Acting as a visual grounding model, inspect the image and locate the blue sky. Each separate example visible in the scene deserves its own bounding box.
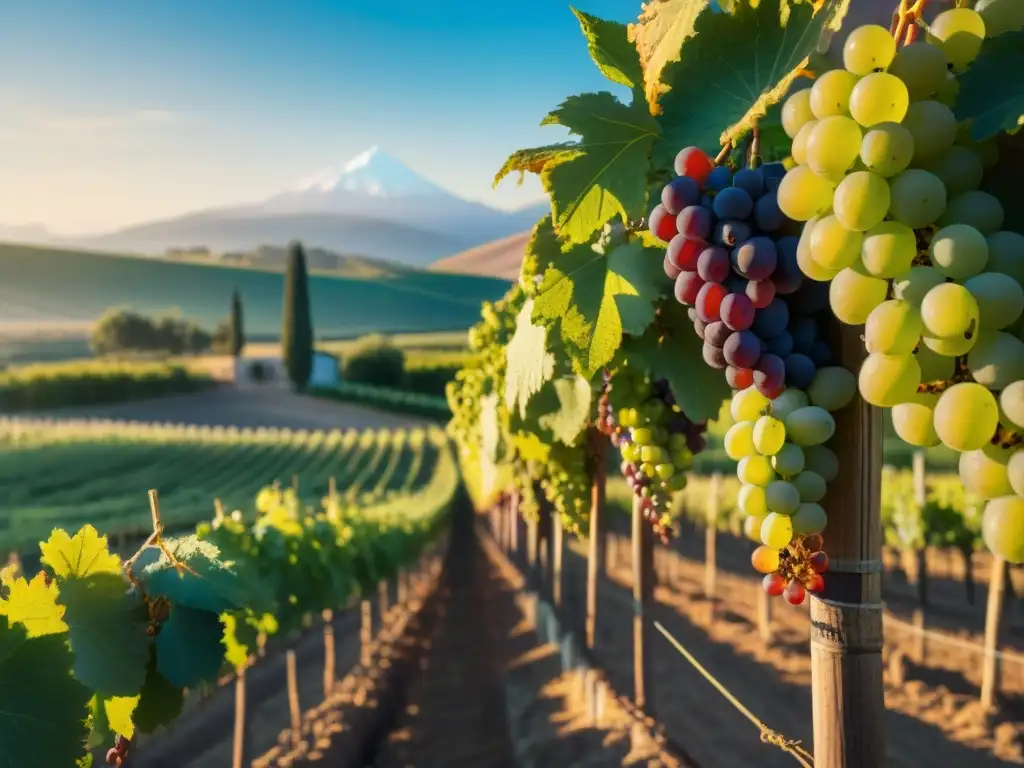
[0,0,641,234]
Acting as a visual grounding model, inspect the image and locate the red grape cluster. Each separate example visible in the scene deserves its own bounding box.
[762,533,830,604]
[106,736,130,766]
[651,147,835,398]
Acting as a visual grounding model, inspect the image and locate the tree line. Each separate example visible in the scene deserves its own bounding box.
[90,241,315,391]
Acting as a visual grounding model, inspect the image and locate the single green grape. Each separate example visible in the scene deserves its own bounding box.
[843,24,897,75]
[810,69,859,118]
[833,171,890,232]
[849,73,909,127]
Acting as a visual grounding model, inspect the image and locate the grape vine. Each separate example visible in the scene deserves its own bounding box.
[0,436,458,767]
[453,0,1023,608]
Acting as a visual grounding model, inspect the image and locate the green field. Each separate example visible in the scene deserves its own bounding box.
[0,418,448,552]
[0,242,511,341]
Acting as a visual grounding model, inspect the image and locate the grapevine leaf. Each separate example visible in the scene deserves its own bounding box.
[0,616,91,768]
[220,612,252,670]
[522,216,564,290]
[954,30,1024,141]
[480,392,502,462]
[572,7,644,93]
[59,573,149,695]
[494,144,582,186]
[656,0,850,166]
[136,535,246,614]
[627,0,707,114]
[0,571,68,637]
[505,300,556,419]
[511,432,551,463]
[539,375,593,445]
[90,692,139,743]
[624,305,731,422]
[533,239,665,378]
[40,526,122,581]
[155,606,225,688]
[133,649,184,734]
[541,93,660,243]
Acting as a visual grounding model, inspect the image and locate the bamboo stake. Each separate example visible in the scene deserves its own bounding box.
[323,609,335,699]
[231,667,249,768]
[705,473,721,620]
[981,556,1007,712]
[360,599,372,667]
[586,430,607,650]
[552,510,564,609]
[286,650,301,750]
[632,495,654,713]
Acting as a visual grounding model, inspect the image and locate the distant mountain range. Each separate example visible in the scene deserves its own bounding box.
[3,147,548,269]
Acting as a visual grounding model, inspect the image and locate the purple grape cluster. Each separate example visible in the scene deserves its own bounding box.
[649,146,835,398]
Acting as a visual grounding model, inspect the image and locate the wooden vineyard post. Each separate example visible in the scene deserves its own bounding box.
[912,451,928,664]
[539,506,552,589]
[705,473,721,621]
[981,556,1007,712]
[231,667,251,768]
[323,609,336,699]
[552,508,564,609]
[379,579,390,621]
[586,429,607,650]
[360,599,372,667]
[527,515,540,591]
[286,650,302,750]
[810,323,885,768]
[632,495,654,713]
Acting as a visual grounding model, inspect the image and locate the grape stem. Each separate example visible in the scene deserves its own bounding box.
[714,142,733,167]
[748,122,761,170]
[891,0,931,46]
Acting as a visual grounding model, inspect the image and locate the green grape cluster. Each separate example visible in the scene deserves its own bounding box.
[724,368,855,603]
[538,443,591,535]
[608,366,703,541]
[778,11,1024,563]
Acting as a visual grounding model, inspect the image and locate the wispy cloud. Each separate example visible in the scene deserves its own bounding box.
[16,106,182,137]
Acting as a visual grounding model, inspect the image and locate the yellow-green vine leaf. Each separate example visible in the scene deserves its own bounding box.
[628,0,708,115]
[0,571,69,638]
[533,238,666,379]
[538,374,593,445]
[493,144,582,187]
[955,29,1024,141]
[572,7,645,95]
[655,0,850,167]
[40,526,122,581]
[505,300,556,419]
[542,93,661,244]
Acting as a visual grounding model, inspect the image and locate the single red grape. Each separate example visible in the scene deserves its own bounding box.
[726,365,754,389]
[674,146,714,186]
[807,572,825,593]
[649,203,678,242]
[762,572,785,596]
[810,550,829,573]
[696,281,727,323]
[785,579,806,605]
[674,271,705,305]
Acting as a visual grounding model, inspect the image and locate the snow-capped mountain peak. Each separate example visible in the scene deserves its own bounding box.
[288,146,444,198]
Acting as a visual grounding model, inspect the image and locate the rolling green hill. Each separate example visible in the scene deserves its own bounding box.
[0,242,511,341]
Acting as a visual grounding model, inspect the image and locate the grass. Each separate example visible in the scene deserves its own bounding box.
[0,242,510,347]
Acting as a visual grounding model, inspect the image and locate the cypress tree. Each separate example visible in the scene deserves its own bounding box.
[229,289,245,357]
[282,240,314,390]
